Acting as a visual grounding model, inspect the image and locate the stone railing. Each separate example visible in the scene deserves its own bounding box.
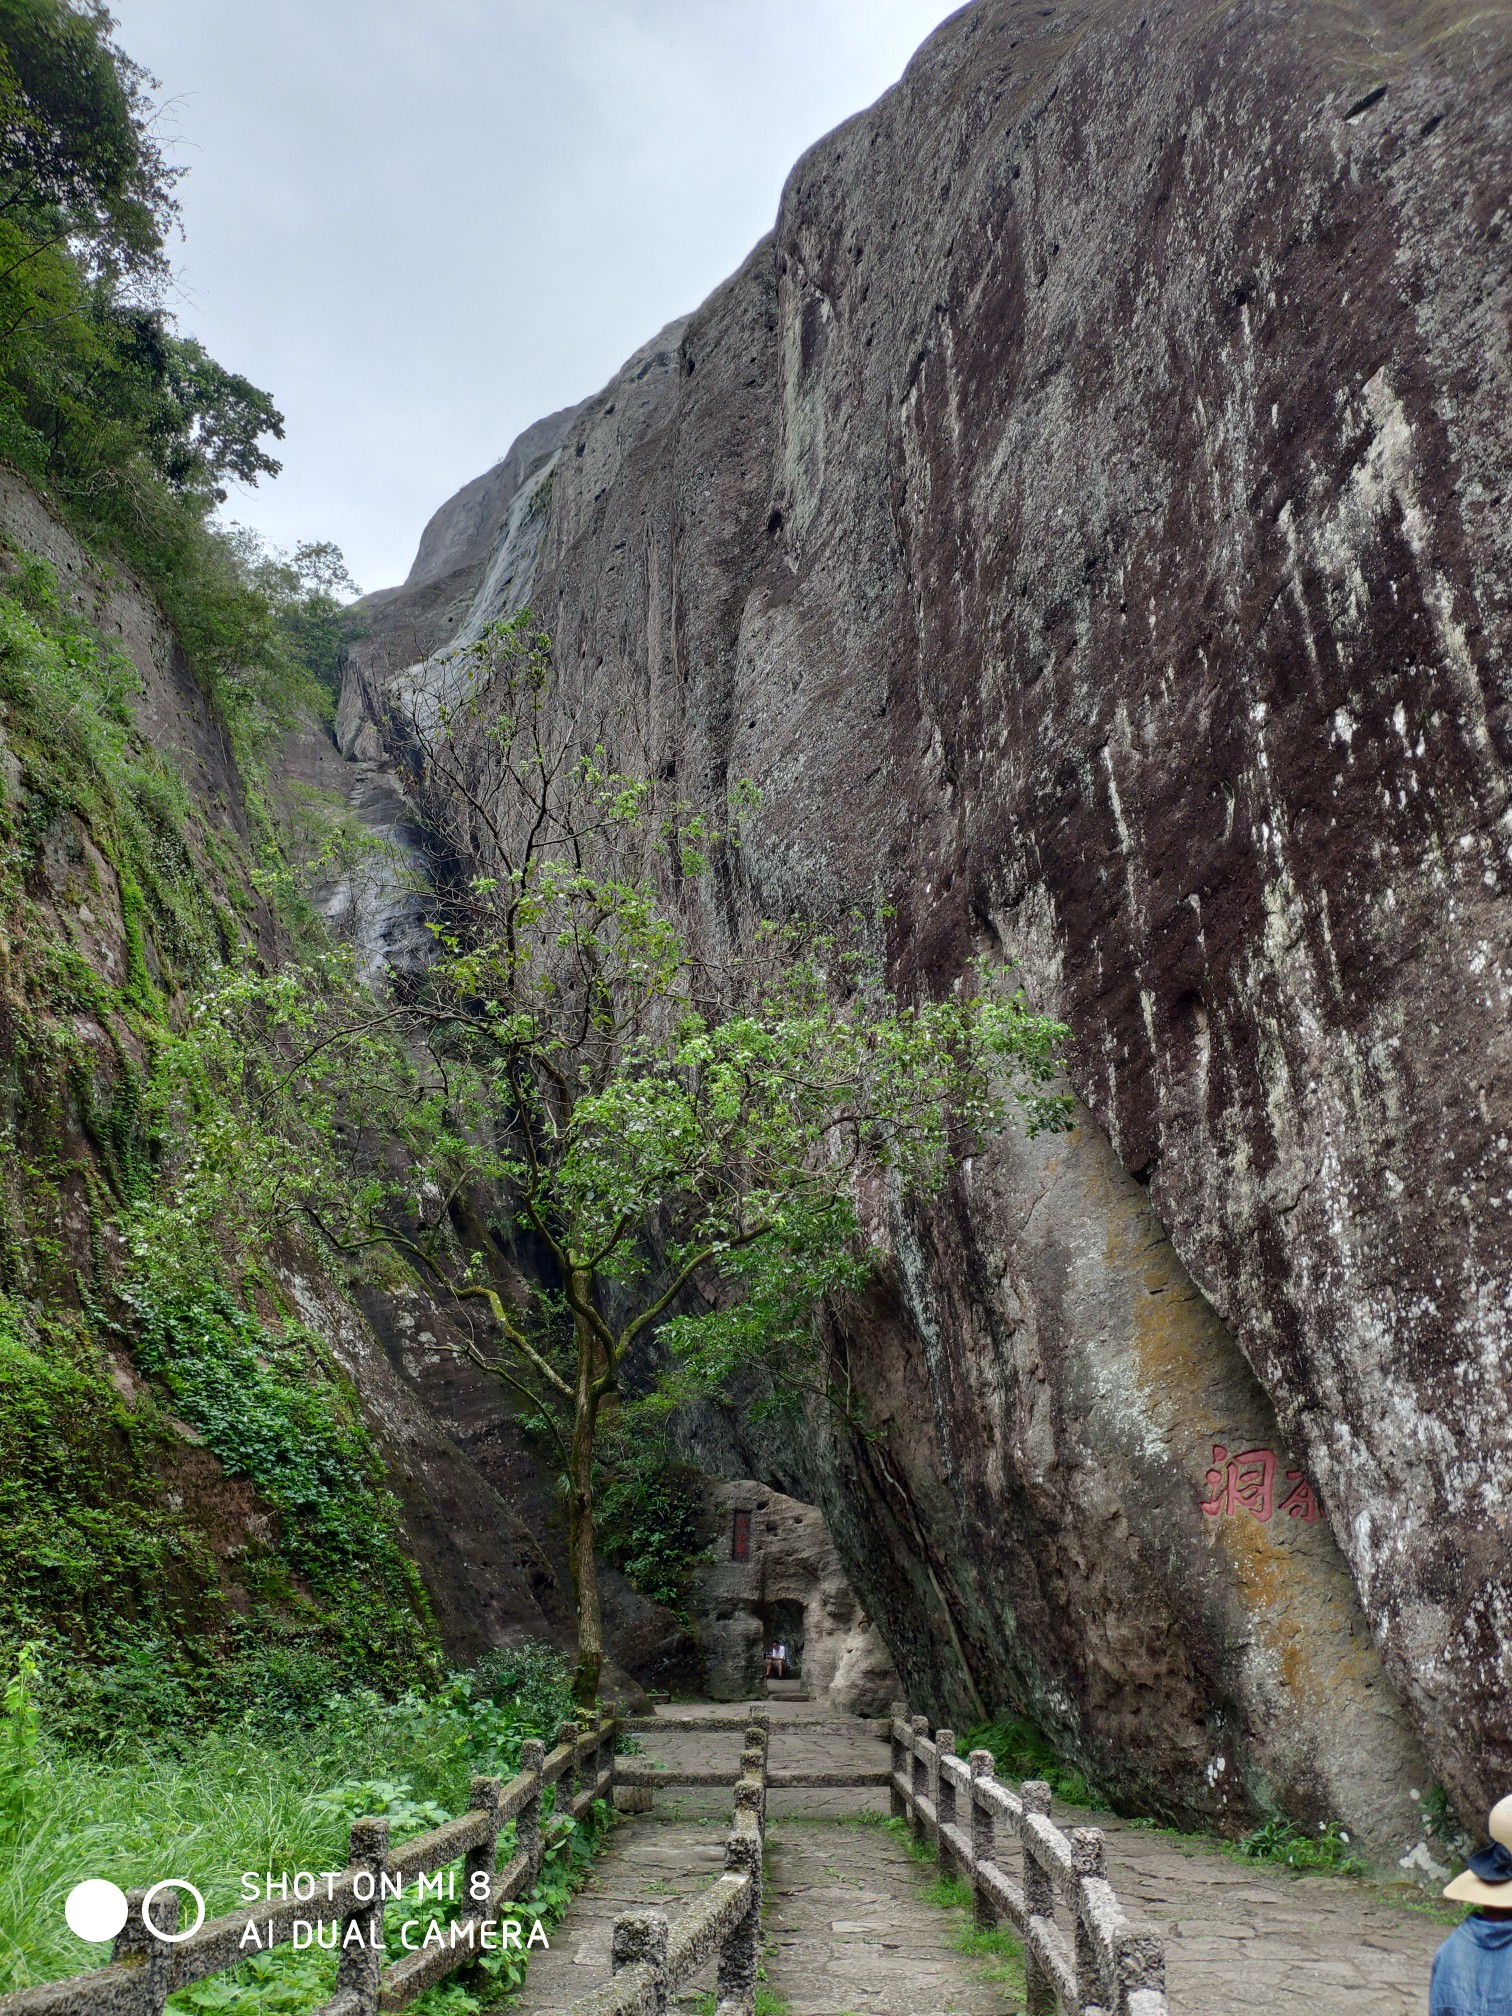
[565,1712,770,2016]
[0,1715,618,2016]
[890,1704,1170,2016]
[613,1712,881,1795]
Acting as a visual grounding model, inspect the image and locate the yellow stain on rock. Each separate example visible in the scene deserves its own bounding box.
[1095,1152,1376,1713]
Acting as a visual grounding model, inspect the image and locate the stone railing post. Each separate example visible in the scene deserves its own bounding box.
[934,1729,957,1877]
[744,1717,768,1821]
[1115,1923,1168,2005]
[1071,1827,1106,2009]
[717,1818,762,2015]
[556,1720,580,1809]
[1021,1780,1055,2016]
[910,1714,930,1846]
[733,1779,763,1836]
[465,1777,502,1910]
[113,1887,179,2016]
[890,1700,908,1818]
[335,1815,390,2016]
[518,1739,545,1889]
[612,1909,668,2016]
[968,1749,997,1929]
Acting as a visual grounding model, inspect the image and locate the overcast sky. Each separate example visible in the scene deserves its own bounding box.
[105,1,963,593]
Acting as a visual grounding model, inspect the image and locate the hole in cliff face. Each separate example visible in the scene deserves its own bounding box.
[1420,113,1443,137]
[1344,83,1388,121]
[763,1598,806,1676]
[767,508,784,537]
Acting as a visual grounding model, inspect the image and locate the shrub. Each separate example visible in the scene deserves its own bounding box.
[962,1714,1099,1808]
[1235,1816,1366,1877]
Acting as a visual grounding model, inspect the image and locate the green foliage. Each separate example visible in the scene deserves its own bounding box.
[0,551,225,995]
[692,1994,789,2016]
[594,1431,704,1615]
[0,0,281,503]
[963,1716,1099,1809]
[231,529,360,709]
[469,1641,575,1740]
[129,1290,434,1674]
[0,2,366,765]
[949,1914,1026,1996]
[117,952,431,1296]
[0,1638,41,1840]
[0,1,401,1726]
[0,546,432,1690]
[1234,1816,1366,1877]
[0,0,178,277]
[1421,1784,1470,1857]
[0,1295,204,1647]
[0,1281,435,1698]
[0,1640,594,2007]
[886,1814,936,1867]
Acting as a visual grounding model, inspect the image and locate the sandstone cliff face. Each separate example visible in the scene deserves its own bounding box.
[343,0,1512,1852]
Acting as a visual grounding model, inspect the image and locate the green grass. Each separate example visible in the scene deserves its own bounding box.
[884,1819,1027,2005]
[0,1642,598,2013]
[961,1715,1101,1809]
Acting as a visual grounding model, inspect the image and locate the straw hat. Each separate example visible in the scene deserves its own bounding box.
[1445,1797,1512,1907]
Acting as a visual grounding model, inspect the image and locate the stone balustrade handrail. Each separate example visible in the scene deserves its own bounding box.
[563,1714,770,2016]
[617,1714,889,1734]
[890,1702,1171,2016]
[0,1716,620,2016]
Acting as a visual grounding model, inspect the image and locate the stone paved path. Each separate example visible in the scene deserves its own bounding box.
[512,1703,1450,2015]
[1087,1815,1445,2015]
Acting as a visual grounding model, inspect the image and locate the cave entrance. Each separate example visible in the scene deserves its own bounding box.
[763,1598,806,1681]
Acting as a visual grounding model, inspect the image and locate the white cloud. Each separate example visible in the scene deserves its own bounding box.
[108,0,965,590]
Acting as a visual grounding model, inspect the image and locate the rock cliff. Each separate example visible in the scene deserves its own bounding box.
[0,464,668,1698]
[342,0,1512,1855]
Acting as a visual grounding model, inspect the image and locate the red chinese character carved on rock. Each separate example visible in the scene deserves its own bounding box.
[1278,1471,1319,1523]
[1200,1444,1277,1522]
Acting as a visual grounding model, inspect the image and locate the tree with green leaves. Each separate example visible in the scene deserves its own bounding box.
[228,527,361,708]
[0,0,284,502]
[297,613,1073,1707]
[0,0,291,713]
[0,0,176,279]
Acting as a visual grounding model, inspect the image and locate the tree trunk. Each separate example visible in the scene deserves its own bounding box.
[567,1313,603,1710]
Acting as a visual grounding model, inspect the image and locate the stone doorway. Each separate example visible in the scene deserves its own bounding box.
[763,1596,806,1686]
[691,1479,900,1712]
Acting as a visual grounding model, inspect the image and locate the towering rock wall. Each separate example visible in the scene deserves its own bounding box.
[343,0,1512,1854]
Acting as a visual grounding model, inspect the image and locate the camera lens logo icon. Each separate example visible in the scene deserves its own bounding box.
[64,1882,127,1943]
[65,1879,206,1944]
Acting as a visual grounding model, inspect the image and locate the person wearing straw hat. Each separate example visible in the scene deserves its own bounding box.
[1431,1795,1512,2013]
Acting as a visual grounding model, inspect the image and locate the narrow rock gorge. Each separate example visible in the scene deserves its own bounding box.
[333,0,1512,1861]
